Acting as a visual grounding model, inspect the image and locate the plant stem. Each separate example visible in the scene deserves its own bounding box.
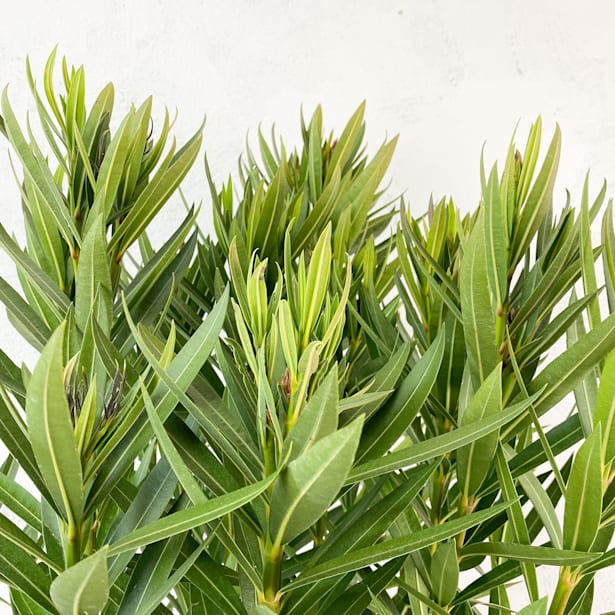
[261,541,282,612]
[548,568,579,615]
[66,519,81,567]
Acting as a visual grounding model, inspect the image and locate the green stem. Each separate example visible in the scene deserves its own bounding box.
[66,519,81,567]
[548,568,578,615]
[261,541,282,612]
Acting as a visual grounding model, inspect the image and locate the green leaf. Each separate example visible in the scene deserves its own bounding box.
[347,394,535,484]
[132,541,207,615]
[0,469,41,530]
[563,426,603,551]
[307,106,323,201]
[285,502,511,591]
[183,540,248,615]
[141,380,204,504]
[107,470,278,557]
[325,101,365,181]
[461,543,597,566]
[75,214,112,332]
[0,223,70,327]
[105,458,178,583]
[26,322,84,522]
[430,541,459,606]
[460,211,498,388]
[457,364,502,496]
[0,275,50,350]
[357,330,445,462]
[1,87,80,247]
[50,546,109,615]
[595,348,615,463]
[0,532,54,611]
[284,365,338,460]
[109,127,203,255]
[518,597,548,615]
[0,384,50,501]
[483,163,507,309]
[88,287,229,510]
[509,309,615,434]
[602,200,615,312]
[316,462,439,565]
[270,417,363,545]
[341,342,412,424]
[512,125,562,265]
[0,511,59,574]
[300,223,331,347]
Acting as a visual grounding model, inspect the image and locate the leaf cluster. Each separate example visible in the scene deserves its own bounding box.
[0,53,613,615]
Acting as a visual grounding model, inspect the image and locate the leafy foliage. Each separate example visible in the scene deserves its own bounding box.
[0,52,613,615]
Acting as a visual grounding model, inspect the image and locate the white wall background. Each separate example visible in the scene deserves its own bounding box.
[0,0,614,611]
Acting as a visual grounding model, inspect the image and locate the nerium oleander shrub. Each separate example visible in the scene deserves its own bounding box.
[0,53,612,615]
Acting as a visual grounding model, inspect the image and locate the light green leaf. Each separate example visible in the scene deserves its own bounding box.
[563,426,603,551]
[284,365,338,460]
[431,541,459,606]
[509,309,615,434]
[512,125,561,265]
[270,417,363,545]
[461,543,597,566]
[518,596,548,615]
[285,502,511,591]
[457,364,502,496]
[0,533,54,611]
[483,163,507,309]
[595,348,615,463]
[460,211,498,388]
[347,394,536,484]
[357,330,445,462]
[50,546,109,615]
[1,87,80,247]
[300,224,331,347]
[108,471,278,557]
[75,214,112,332]
[307,106,323,201]
[26,323,83,522]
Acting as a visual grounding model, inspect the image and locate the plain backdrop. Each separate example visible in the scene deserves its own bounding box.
[0,0,615,611]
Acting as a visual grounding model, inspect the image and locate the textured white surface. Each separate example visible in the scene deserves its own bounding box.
[1,0,615,611]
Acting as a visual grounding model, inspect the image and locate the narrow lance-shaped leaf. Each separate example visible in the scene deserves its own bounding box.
[285,502,511,591]
[75,214,112,333]
[50,546,109,615]
[563,426,603,552]
[430,541,459,606]
[0,532,55,612]
[108,469,279,557]
[300,223,331,348]
[460,211,498,388]
[483,163,507,310]
[595,348,615,463]
[346,394,537,484]
[511,124,562,266]
[26,322,84,522]
[270,417,363,545]
[357,329,445,462]
[457,363,502,497]
[461,543,597,567]
[283,364,338,461]
[508,309,615,434]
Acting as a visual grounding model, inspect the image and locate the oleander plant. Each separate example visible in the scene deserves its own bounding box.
[0,52,613,615]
